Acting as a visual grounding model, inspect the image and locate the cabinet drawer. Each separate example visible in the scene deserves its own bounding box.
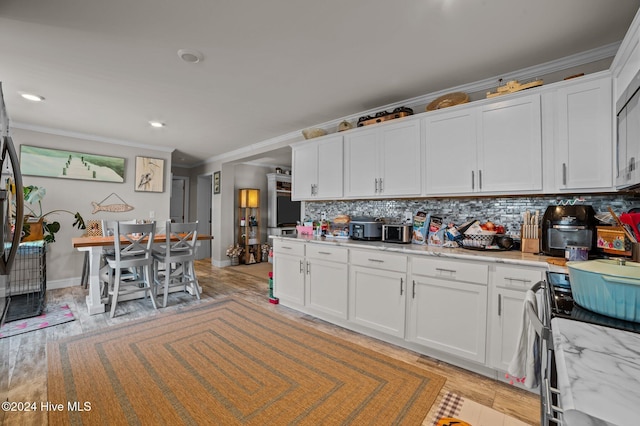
[273,239,305,257]
[350,249,407,272]
[306,244,348,263]
[411,257,488,285]
[493,265,544,290]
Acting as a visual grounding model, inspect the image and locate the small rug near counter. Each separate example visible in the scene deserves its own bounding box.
[0,303,75,339]
[430,391,530,426]
[48,297,445,425]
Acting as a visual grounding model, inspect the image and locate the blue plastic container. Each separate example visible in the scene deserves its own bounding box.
[567,259,640,323]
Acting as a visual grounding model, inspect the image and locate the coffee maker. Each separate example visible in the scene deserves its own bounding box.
[541,205,598,257]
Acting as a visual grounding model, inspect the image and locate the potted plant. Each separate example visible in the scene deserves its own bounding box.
[23,185,86,243]
[225,244,244,266]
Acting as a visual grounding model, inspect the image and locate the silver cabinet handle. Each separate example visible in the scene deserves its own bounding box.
[299,259,303,273]
[379,177,383,192]
[498,294,502,316]
[412,280,416,299]
[504,277,532,284]
[317,251,331,255]
[400,277,404,295]
[306,261,310,275]
[435,267,456,274]
[281,246,292,250]
[562,163,567,185]
[374,178,379,193]
[367,258,384,263]
[478,169,482,190]
[471,170,475,190]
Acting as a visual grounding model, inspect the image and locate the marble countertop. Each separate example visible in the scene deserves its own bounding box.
[552,317,640,426]
[270,234,566,271]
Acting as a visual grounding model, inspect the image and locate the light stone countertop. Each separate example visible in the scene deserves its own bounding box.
[270,234,565,271]
[552,317,640,426]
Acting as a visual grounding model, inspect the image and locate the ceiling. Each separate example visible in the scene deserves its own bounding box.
[1,0,639,168]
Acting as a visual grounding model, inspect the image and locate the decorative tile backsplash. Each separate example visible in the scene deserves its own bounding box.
[304,193,640,234]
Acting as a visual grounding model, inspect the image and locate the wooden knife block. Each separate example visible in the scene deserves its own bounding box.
[521,225,540,254]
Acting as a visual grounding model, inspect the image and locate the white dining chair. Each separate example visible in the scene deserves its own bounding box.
[105,221,157,318]
[152,220,200,308]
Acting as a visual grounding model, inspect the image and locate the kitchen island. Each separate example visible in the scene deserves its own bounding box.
[552,317,640,426]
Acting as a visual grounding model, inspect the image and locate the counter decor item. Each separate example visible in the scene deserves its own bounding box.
[357,107,413,127]
[337,120,354,132]
[486,79,543,98]
[425,92,469,111]
[412,211,429,245]
[567,259,640,322]
[301,128,327,139]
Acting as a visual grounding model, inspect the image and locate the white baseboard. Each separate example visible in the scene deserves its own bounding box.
[47,277,80,290]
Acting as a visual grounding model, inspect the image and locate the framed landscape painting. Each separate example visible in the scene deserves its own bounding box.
[135,156,165,192]
[20,145,125,182]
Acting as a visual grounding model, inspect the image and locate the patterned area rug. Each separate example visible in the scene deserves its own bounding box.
[48,297,445,425]
[430,391,529,426]
[0,303,75,339]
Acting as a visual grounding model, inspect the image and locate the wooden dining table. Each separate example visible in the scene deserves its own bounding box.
[72,234,213,315]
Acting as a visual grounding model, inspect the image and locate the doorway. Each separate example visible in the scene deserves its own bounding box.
[170,176,189,223]
[196,174,212,259]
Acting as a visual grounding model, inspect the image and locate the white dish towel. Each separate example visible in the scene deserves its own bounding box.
[507,289,540,389]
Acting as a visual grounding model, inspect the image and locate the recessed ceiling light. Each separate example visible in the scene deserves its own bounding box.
[177,49,203,64]
[149,121,165,128]
[20,93,45,102]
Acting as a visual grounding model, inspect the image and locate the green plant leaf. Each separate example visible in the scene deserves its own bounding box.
[24,185,46,204]
[73,213,86,230]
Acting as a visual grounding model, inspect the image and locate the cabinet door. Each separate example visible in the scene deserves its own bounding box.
[617,106,631,187]
[407,276,487,363]
[557,77,613,190]
[291,142,318,200]
[488,265,543,372]
[488,288,527,372]
[349,266,406,338]
[424,109,477,194]
[627,92,640,185]
[344,128,379,197]
[316,135,344,198]
[306,259,348,320]
[273,241,305,307]
[478,94,542,192]
[380,119,422,196]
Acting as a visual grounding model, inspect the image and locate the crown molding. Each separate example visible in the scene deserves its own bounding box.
[11,122,175,153]
[195,42,620,168]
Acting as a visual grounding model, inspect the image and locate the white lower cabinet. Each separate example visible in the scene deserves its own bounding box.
[305,245,348,320]
[272,240,305,307]
[407,257,489,363]
[349,250,407,338]
[273,238,550,383]
[487,265,545,374]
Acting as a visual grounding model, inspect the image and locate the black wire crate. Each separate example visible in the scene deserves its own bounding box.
[6,241,46,322]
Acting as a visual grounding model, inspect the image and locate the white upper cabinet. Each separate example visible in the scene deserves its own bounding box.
[553,75,613,191]
[291,135,343,200]
[424,108,477,194]
[477,94,542,193]
[344,118,421,198]
[425,94,542,195]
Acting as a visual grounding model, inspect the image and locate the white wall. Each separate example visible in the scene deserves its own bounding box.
[13,128,172,287]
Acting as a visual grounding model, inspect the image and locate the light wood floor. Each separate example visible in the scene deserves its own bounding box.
[3,260,540,425]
